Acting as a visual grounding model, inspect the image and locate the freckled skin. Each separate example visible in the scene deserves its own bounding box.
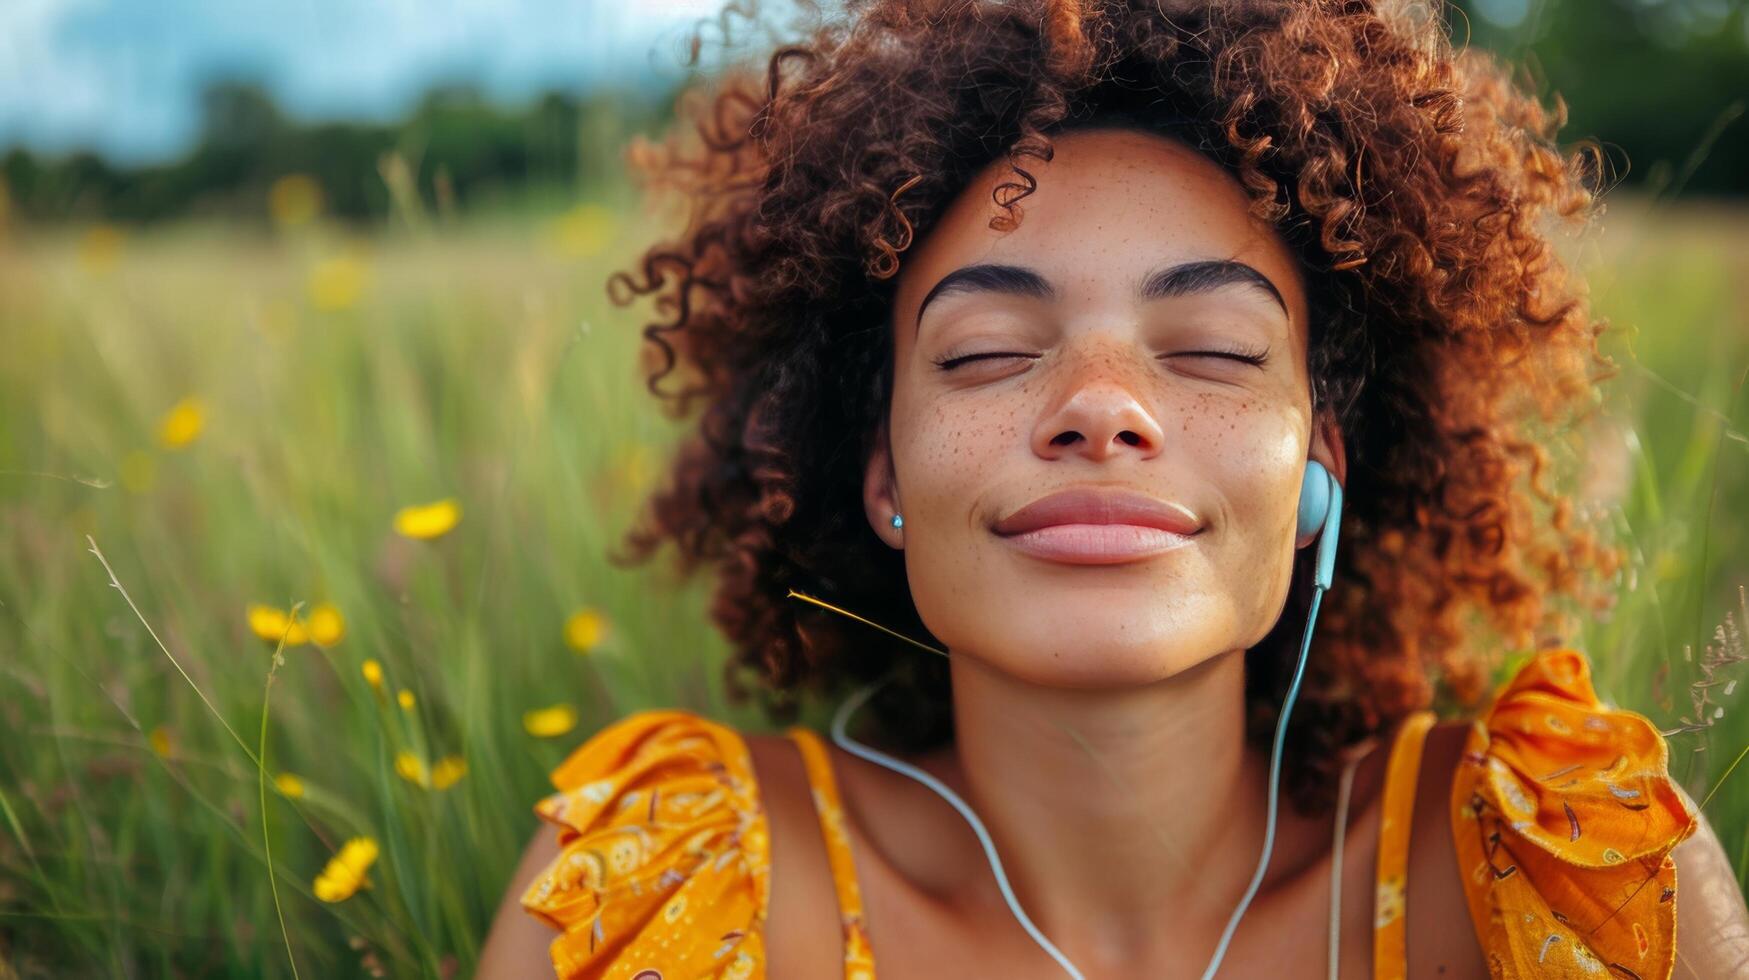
[862,128,1347,688]
[479,114,1634,980]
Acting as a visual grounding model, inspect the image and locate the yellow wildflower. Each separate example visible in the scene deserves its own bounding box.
[274,773,306,798]
[79,224,124,272]
[396,688,416,712]
[430,755,467,790]
[157,396,205,450]
[394,751,429,787]
[615,444,656,493]
[313,836,378,903]
[361,658,384,689]
[308,252,368,312]
[544,202,613,258]
[393,498,461,540]
[564,608,608,653]
[307,602,345,647]
[148,726,173,759]
[268,174,322,227]
[523,704,578,739]
[247,604,309,647]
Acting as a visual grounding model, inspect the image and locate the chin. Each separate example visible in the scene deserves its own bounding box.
[962,598,1239,690]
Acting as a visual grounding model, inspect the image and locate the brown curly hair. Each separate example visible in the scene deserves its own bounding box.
[604,0,1623,816]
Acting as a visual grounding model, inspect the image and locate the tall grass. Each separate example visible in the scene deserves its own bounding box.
[0,186,1744,975]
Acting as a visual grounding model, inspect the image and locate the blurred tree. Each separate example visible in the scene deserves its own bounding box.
[0,0,1741,224]
[1453,0,1747,196]
[1,79,672,225]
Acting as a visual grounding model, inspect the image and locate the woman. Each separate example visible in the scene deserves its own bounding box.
[480,1,1749,976]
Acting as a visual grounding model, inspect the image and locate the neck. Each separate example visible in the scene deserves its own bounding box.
[851,647,1338,971]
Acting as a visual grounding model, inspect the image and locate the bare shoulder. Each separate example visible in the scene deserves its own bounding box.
[1407,718,1492,977]
[476,823,565,979]
[1667,783,1749,979]
[1409,717,1749,978]
[742,731,844,978]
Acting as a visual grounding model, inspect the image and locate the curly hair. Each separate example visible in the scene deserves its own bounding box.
[603,0,1623,816]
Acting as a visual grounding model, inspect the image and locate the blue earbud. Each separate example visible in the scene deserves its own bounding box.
[1296,460,1343,591]
[1295,460,1330,538]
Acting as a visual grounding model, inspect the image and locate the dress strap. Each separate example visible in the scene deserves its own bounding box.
[1372,709,1438,980]
[784,726,878,980]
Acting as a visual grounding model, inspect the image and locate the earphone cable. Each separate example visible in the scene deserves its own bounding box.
[830,677,1090,980]
[831,582,1328,979]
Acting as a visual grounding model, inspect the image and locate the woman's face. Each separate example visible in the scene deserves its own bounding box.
[864,127,1344,688]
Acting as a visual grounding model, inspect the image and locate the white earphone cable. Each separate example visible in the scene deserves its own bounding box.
[825,464,1342,978]
[830,679,1088,979]
[830,583,1327,980]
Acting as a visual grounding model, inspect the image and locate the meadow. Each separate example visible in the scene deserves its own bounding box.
[1,180,1746,977]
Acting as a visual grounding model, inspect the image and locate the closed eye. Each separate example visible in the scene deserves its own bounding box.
[933,352,1036,370]
[1164,346,1270,367]
[935,346,1270,370]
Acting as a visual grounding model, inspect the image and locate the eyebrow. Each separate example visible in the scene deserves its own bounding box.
[914,259,1289,331]
[1140,260,1288,316]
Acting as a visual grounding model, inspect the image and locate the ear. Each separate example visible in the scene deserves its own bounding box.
[862,418,904,550]
[1295,410,1348,551]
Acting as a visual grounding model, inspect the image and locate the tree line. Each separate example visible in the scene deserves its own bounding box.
[2,0,1744,226]
[2,82,673,225]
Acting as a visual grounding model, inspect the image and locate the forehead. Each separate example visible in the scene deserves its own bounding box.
[894,127,1308,329]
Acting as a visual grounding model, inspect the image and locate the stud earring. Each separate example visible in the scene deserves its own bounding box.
[890,513,904,529]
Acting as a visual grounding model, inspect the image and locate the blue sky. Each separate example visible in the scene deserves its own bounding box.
[0,0,727,165]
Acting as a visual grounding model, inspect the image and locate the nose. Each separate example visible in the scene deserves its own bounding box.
[1031,348,1166,463]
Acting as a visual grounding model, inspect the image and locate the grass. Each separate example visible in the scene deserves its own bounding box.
[0,186,1745,976]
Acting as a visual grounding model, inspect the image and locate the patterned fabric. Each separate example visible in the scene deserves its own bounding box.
[521,647,1696,979]
[1372,708,1438,976]
[520,710,769,979]
[785,726,878,980]
[1447,647,1698,979]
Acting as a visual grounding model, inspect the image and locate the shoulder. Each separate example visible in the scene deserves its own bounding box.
[518,708,771,980]
[1444,647,1707,978]
[1666,780,1749,978]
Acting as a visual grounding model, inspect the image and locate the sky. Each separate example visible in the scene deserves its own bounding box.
[0,0,729,165]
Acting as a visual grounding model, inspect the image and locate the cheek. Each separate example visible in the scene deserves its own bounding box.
[886,393,1013,650]
[1188,394,1307,646]
[892,394,1011,519]
[1184,393,1306,527]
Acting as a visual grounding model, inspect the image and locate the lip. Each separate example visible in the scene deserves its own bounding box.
[991,487,1203,566]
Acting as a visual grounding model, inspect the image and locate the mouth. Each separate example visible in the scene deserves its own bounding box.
[991,486,1203,566]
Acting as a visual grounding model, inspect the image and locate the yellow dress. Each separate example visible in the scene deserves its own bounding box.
[521,647,1696,979]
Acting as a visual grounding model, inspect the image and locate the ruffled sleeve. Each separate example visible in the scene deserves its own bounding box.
[1450,647,1699,979]
[520,709,770,980]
